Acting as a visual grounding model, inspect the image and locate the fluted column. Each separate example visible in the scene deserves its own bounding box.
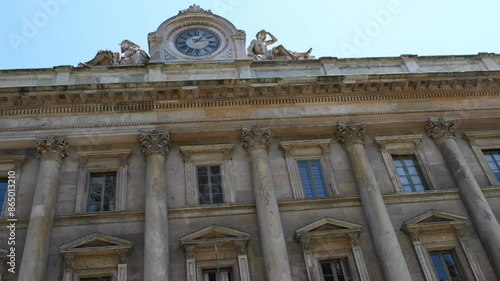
[241,126,293,281]
[426,118,500,279]
[336,123,412,281]
[140,130,171,281]
[19,136,68,281]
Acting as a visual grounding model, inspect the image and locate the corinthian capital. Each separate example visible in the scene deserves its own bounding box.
[241,125,271,152]
[425,118,456,144]
[336,122,366,147]
[140,130,171,157]
[35,136,68,162]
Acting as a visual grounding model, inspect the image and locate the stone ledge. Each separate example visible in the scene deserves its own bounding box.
[1,187,498,230]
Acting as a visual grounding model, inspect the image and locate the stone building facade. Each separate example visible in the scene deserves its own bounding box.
[0,5,500,281]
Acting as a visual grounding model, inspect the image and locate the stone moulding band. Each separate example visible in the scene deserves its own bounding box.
[0,89,499,117]
[1,106,500,133]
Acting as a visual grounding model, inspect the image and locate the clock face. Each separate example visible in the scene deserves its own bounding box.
[175,28,221,57]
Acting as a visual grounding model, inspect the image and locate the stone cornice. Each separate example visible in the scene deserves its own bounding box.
[1,188,499,230]
[1,106,500,140]
[0,74,499,116]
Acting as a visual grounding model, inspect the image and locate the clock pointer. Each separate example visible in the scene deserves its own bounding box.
[193,31,207,43]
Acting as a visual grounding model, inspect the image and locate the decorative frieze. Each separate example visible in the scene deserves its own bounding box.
[336,122,366,147]
[140,130,171,157]
[426,118,456,144]
[241,125,271,152]
[1,76,498,117]
[35,136,68,162]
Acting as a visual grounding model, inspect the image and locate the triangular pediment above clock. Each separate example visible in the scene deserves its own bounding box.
[401,210,467,232]
[59,232,132,254]
[180,225,250,246]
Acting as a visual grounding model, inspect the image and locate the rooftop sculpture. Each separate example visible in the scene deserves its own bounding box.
[78,40,150,67]
[247,29,313,61]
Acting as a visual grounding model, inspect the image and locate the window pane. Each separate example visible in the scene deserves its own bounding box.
[431,254,450,281]
[396,167,406,176]
[210,166,221,175]
[197,165,224,205]
[0,180,7,214]
[198,176,209,185]
[321,259,351,281]
[298,161,314,198]
[203,268,232,281]
[211,175,222,185]
[392,155,427,192]
[197,166,208,176]
[298,160,328,199]
[431,252,464,281]
[320,262,335,281]
[87,173,116,213]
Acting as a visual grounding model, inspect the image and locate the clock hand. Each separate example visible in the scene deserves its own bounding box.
[193,31,207,43]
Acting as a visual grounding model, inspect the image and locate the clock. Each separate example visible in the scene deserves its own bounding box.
[174,28,221,57]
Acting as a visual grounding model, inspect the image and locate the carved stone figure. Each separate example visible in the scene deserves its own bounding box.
[78,40,150,67]
[247,30,312,61]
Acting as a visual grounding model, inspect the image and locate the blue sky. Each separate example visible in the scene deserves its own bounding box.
[1,0,499,70]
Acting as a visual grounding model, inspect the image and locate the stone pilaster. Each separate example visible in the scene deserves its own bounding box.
[241,126,293,281]
[19,136,68,281]
[140,130,171,281]
[336,122,412,281]
[426,118,500,279]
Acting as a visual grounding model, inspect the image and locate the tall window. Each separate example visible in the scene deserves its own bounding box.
[483,150,500,182]
[202,268,232,281]
[392,155,427,192]
[197,165,223,205]
[297,160,328,199]
[87,173,116,212]
[0,179,7,215]
[320,259,352,281]
[430,251,464,281]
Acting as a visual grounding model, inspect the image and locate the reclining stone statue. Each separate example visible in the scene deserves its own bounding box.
[78,40,150,67]
[247,30,312,61]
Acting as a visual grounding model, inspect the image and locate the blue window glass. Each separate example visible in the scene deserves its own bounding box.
[483,150,500,182]
[392,155,427,192]
[430,251,464,281]
[297,160,328,199]
[0,179,7,214]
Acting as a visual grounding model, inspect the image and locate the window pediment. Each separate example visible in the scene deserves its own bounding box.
[401,209,466,234]
[180,225,250,248]
[60,232,132,255]
[295,217,362,243]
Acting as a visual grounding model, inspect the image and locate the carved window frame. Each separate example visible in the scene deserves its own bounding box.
[465,131,500,186]
[180,144,235,206]
[59,233,132,281]
[180,225,251,281]
[280,139,339,199]
[401,210,485,281]
[75,150,131,213]
[294,217,370,281]
[374,134,437,192]
[0,156,25,218]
